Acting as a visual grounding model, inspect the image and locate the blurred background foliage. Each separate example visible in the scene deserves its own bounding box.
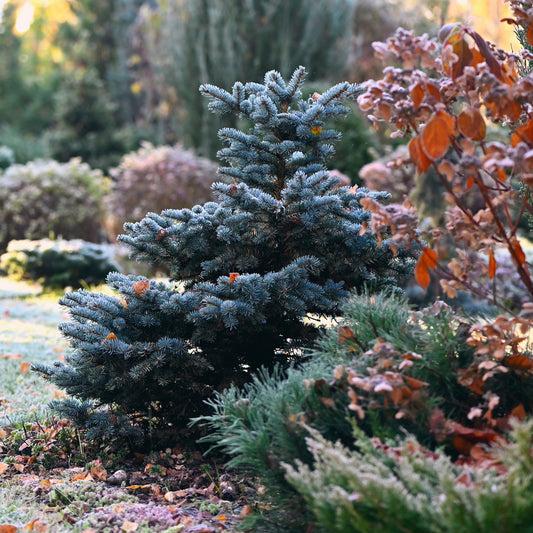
[1,0,508,174]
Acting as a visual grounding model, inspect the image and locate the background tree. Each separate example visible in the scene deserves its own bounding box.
[137,0,355,158]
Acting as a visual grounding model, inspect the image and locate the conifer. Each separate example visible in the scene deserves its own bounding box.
[34,67,414,444]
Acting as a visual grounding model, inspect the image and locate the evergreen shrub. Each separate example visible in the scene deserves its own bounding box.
[284,421,533,533]
[0,159,111,253]
[198,289,533,530]
[106,143,219,240]
[0,239,117,289]
[33,67,415,446]
[0,145,15,170]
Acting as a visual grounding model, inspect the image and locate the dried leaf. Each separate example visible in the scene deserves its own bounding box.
[120,521,138,533]
[488,249,496,279]
[133,280,150,296]
[71,471,90,482]
[104,333,117,342]
[0,526,18,533]
[23,519,50,532]
[511,119,533,147]
[90,466,107,481]
[228,273,240,283]
[504,355,533,370]
[408,136,432,173]
[1,353,22,360]
[528,24,533,47]
[338,326,355,344]
[410,84,424,107]
[510,237,526,265]
[20,362,30,375]
[0,463,8,475]
[458,107,486,141]
[414,247,438,291]
[421,111,454,160]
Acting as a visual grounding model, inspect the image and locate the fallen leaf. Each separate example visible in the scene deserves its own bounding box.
[72,471,90,482]
[1,353,22,359]
[90,466,107,481]
[23,518,50,532]
[0,525,18,533]
[0,463,8,475]
[120,521,138,532]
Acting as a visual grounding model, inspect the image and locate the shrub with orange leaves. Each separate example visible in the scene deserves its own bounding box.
[357,11,533,367]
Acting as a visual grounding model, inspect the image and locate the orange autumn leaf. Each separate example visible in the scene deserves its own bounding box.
[443,35,474,79]
[426,81,441,102]
[90,466,107,481]
[488,249,497,279]
[420,111,454,160]
[504,355,533,370]
[104,332,117,342]
[23,519,50,532]
[72,471,91,482]
[511,119,533,147]
[0,463,8,475]
[408,136,432,173]
[338,326,355,344]
[133,280,150,296]
[20,362,30,375]
[510,237,527,265]
[403,375,427,390]
[414,247,438,291]
[229,272,239,283]
[458,107,486,141]
[0,526,18,533]
[2,353,22,360]
[528,23,533,47]
[410,84,424,108]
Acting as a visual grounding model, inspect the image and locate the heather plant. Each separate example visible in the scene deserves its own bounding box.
[33,67,415,446]
[0,239,117,289]
[0,159,111,253]
[106,143,218,240]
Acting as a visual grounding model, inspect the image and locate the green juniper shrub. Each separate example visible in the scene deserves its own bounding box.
[0,158,111,253]
[105,142,219,241]
[283,420,533,533]
[33,67,415,447]
[0,239,118,289]
[197,289,533,531]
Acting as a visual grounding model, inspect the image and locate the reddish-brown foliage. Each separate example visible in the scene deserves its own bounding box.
[357,13,533,342]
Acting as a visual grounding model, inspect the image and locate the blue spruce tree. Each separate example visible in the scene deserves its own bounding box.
[34,67,415,446]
